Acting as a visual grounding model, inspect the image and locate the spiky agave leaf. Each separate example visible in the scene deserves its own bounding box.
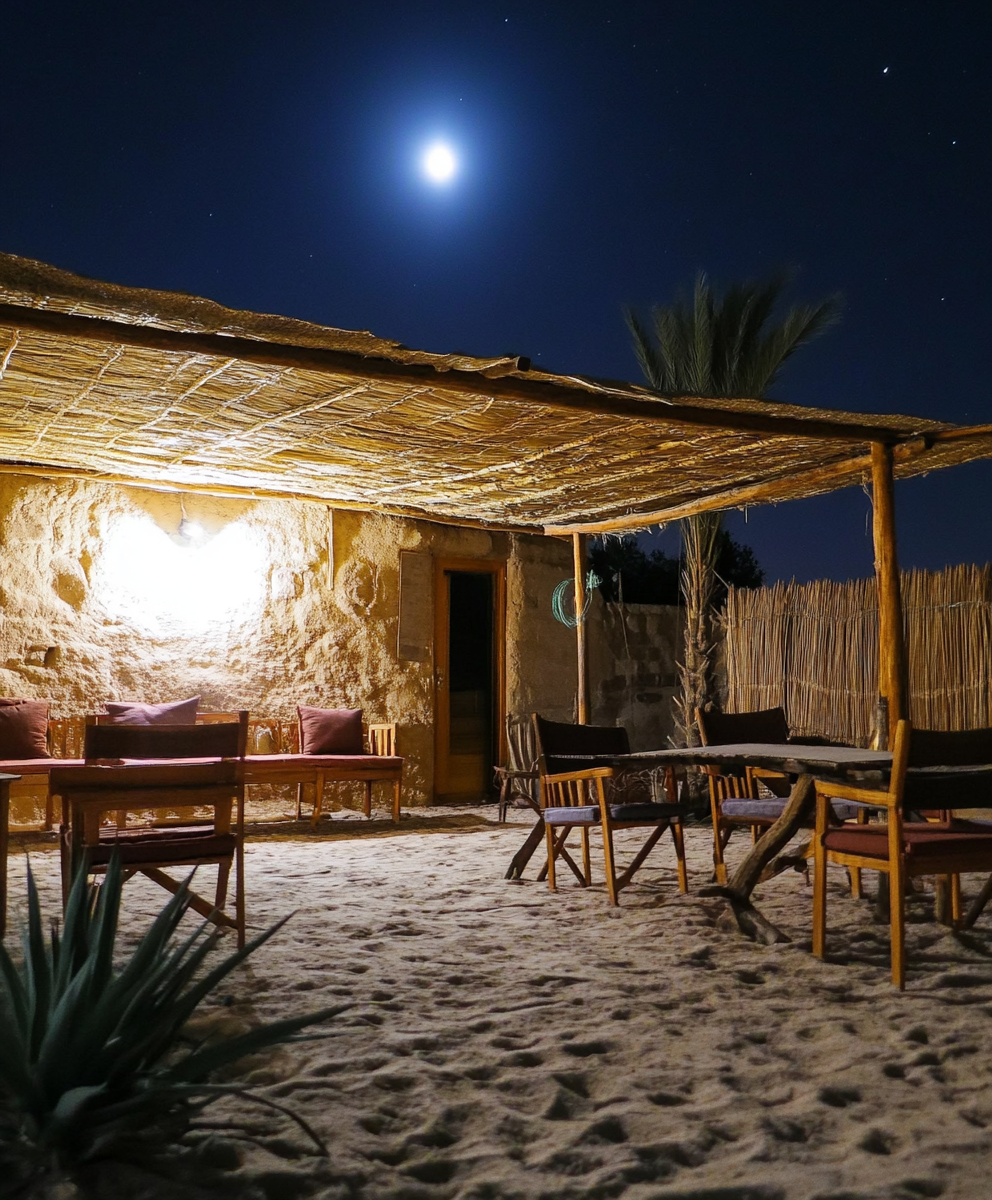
[0,852,341,1172]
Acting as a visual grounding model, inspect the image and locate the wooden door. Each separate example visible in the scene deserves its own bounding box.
[434,558,506,802]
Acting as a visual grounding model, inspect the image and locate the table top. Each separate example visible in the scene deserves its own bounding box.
[547,741,893,776]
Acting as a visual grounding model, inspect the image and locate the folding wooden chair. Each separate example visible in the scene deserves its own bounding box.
[494,713,539,822]
[814,720,992,988]
[51,713,249,946]
[533,714,690,905]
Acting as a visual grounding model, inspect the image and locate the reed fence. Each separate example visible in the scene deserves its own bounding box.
[723,563,992,746]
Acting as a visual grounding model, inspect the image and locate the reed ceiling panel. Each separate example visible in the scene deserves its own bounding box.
[0,251,989,531]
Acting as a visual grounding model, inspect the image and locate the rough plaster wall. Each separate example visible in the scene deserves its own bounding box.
[0,476,519,806]
[0,475,681,807]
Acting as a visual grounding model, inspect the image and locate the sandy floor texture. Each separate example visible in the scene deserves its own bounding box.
[9,812,992,1200]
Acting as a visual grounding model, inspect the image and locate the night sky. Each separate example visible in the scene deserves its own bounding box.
[1,2,990,585]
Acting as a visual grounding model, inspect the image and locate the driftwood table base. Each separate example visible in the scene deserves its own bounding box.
[699,774,816,944]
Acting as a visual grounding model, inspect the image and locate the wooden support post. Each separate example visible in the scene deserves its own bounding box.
[871,442,907,746]
[573,532,589,724]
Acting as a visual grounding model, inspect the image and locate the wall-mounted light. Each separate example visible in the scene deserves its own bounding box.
[178,500,206,545]
[178,517,205,543]
[95,512,267,636]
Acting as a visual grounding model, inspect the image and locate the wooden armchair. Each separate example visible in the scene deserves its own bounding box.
[493,713,539,822]
[698,706,858,884]
[533,715,689,905]
[50,713,249,946]
[814,720,992,988]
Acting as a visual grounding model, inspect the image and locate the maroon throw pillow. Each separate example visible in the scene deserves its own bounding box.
[0,697,27,707]
[298,706,365,755]
[104,696,200,726]
[0,700,50,759]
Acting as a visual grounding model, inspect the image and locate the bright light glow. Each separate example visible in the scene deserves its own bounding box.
[95,513,268,637]
[178,518,205,543]
[422,141,457,184]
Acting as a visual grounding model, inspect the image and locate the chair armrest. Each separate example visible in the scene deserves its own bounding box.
[815,779,895,808]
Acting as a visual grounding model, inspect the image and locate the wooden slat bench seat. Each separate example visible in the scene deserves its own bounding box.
[5,751,404,830]
[8,716,403,829]
[244,754,403,825]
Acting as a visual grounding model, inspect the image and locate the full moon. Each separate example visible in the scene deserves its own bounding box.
[422,142,457,184]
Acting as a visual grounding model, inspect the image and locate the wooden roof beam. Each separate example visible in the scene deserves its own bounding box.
[0,302,940,445]
[543,438,937,535]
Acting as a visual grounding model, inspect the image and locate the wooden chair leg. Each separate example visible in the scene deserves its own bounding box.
[545,822,558,892]
[0,782,8,939]
[498,778,510,823]
[812,835,827,960]
[392,780,401,825]
[310,774,326,828]
[889,863,906,990]
[935,874,954,926]
[581,827,591,885]
[235,843,246,950]
[751,824,760,845]
[713,818,729,886]
[849,867,863,899]
[671,820,688,894]
[951,873,963,925]
[215,858,232,909]
[296,782,304,821]
[45,787,54,833]
[601,820,620,907]
[364,781,372,819]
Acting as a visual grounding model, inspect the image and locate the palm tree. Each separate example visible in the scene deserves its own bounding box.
[627,271,841,749]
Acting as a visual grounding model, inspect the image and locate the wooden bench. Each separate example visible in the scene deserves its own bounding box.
[4,716,402,829]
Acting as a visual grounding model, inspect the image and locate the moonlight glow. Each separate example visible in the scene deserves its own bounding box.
[422,142,457,184]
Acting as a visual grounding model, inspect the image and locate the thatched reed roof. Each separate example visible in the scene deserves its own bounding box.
[0,250,989,533]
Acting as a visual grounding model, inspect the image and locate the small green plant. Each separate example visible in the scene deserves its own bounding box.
[0,854,339,1189]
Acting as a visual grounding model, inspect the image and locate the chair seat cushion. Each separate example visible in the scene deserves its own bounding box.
[823,821,992,861]
[543,805,599,825]
[247,754,401,770]
[0,758,74,774]
[609,803,679,823]
[723,798,864,822]
[543,802,682,826]
[723,798,788,821]
[84,825,236,866]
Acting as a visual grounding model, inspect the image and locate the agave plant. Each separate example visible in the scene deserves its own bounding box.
[0,854,339,1187]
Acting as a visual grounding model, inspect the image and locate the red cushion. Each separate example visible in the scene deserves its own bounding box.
[298,707,364,755]
[104,697,200,725]
[86,826,236,866]
[824,822,992,860]
[0,701,50,759]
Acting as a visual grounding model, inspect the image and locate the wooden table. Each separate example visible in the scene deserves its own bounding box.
[505,743,893,882]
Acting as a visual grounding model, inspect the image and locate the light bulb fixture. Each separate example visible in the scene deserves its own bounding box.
[178,499,205,544]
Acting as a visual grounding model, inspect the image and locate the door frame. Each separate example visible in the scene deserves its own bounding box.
[433,557,507,801]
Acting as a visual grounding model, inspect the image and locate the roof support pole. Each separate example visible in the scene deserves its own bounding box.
[871,441,907,747]
[573,533,590,724]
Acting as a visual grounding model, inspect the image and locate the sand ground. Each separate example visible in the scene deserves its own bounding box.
[10,808,992,1200]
